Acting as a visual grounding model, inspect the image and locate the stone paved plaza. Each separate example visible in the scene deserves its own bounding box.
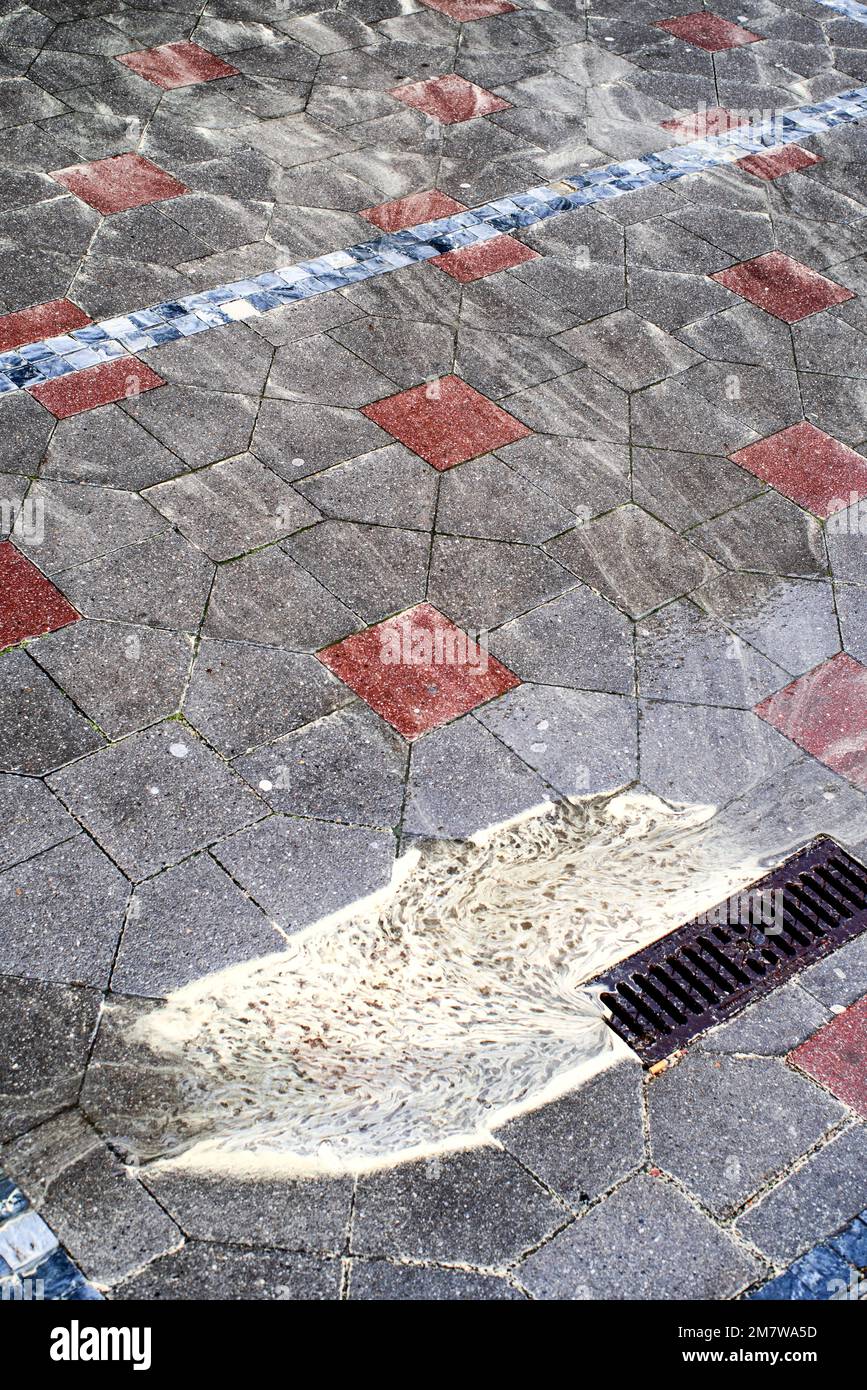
[2,0,867,1301]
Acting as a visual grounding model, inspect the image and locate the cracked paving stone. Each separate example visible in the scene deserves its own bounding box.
[266,332,396,407]
[699,982,831,1057]
[122,385,258,468]
[694,571,841,676]
[428,535,573,630]
[56,530,214,634]
[331,317,456,391]
[353,1146,565,1268]
[0,976,101,1142]
[545,505,717,620]
[116,1244,340,1300]
[112,853,284,997]
[0,773,76,872]
[47,720,263,881]
[348,1262,522,1300]
[476,683,638,798]
[689,490,828,578]
[11,480,168,576]
[235,702,407,828]
[675,300,796,369]
[516,1173,761,1300]
[39,405,187,491]
[488,585,634,695]
[627,266,737,334]
[294,444,437,531]
[284,521,429,625]
[251,399,391,479]
[735,1127,867,1265]
[435,455,575,544]
[3,1112,181,1288]
[203,546,361,650]
[211,814,395,932]
[144,454,320,561]
[636,599,788,708]
[497,1060,645,1206]
[0,834,129,988]
[556,308,701,390]
[0,650,104,774]
[631,446,764,532]
[649,1054,845,1216]
[495,434,630,519]
[28,620,192,740]
[639,700,801,805]
[185,636,353,757]
[403,715,550,840]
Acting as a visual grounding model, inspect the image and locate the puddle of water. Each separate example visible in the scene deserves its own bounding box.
[98,790,772,1180]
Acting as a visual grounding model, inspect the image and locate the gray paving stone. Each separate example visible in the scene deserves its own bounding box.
[332,316,456,390]
[799,934,867,1011]
[498,1061,645,1207]
[40,405,185,491]
[627,266,738,334]
[428,535,574,631]
[504,368,629,443]
[0,774,75,872]
[235,702,407,828]
[140,1169,354,1254]
[632,375,762,455]
[736,1126,867,1265]
[495,434,630,519]
[489,586,634,695]
[123,385,258,469]
[689,490,828,579]
[700,982,832,1057]
[349,1261,523,1300]
[211,813,395,932]
[827,500,867,587]
[30,620,192,740]
[403,715,550,841]
[650,1054,845,1216]
[252,398,391,479]
[2,1111,181,1288]
[838,581,867,667]
[116,1243,340,1300]
[636,600,789,708]
[0,392,54,476]
[285,520,430,624]
[112,853,284,998]
[800,370,867,446]
[266,331,396,407]
[185,637,352,756]
[0,474,28,537]
[0,975,102,1142]
[0,650,104,775]
[48,721,264,882]
[694,572,841,677]
[546,505,717,620]
[676,301,796,369]
[11,479,167,575]
[436,455,575,545]
[516,1173,760,1300]
[143,453,320,561]
[456,326,576,401]
[353,1146,565,1268]
[476,684,638,799]
[556,308,701,390]
[633,446,765,533]
[57,530,215,634]
[295,444,437,531]
[640,700,801,807]
[142,324,274,394]
[203,546,361,650]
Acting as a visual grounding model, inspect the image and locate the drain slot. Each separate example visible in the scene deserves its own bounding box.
[589,837,867,1063]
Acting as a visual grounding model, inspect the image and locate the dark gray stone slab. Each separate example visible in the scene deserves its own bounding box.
[700,982,831,1057]
[800,934,867,1011]
[203,546,361,650]
[556,308,700,390]
[115,1243,340,1299]
[10,479,166,575]
[0,774,75,872]
[636,600,789,708]
[496,434,630,519]
[266,331,396,407]
[632,446,764,532]
[639,700,800,806]
[40,405,185,491]
[295,444,437,531]
[123,385,258,469]
[694,572,841,676]
[428,535,574,631]
[57,530,214,634]
[349,1260,523,1300]
[489,584,634,694]
[436,456,575,545]
[688,491,828,579]
[0,975,102,1142]
[285,520,430,624]
[252,398,391,479]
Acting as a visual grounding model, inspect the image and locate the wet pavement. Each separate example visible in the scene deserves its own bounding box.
[2,0,867,1300]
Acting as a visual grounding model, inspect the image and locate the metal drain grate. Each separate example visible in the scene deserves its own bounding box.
[589,837,867,1064]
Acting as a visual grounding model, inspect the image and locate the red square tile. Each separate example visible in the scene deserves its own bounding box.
[656,12,763,50]
[736,145,821,180]
[430,234,540,282]
[789,994,867,1119]
[419,0,516,18]
[318,603,520,739]
[755,653,867,790]
[0,299,91,354]
[116,41,239,90]
[29,357,164,419]
[390,74,511,125]
[0,543,79,648]
[361,190,467,231]
[730,422,867,518]
[360,375,531,470]
[661,106,741,140]
[710,251,853,322]
[51,153,188,215]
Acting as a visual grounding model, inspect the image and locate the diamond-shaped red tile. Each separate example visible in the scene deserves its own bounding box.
[431,234,540,282]
[360,375,531,470]
[737,145,821,180]
[30,357,164,419]
[710,251,853,322]
[116,41,239,90]
[0,299,92,354]
[390,74,511,124]
[318,603,520,739]
[0,542,79,648]
[755,653,867,790]
[789,994,867,1119]
[661,106,741,140]
[419,0,516,18]
[656,12,763,50]
[361,190,467,231]
[730,422,867,518]
[51,153,188,215]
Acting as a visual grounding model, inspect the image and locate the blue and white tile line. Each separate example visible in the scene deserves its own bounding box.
[3,83,867,398]
[0,1173,101,1301]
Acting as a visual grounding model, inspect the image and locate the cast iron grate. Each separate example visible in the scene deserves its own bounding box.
[589,837,867,1064]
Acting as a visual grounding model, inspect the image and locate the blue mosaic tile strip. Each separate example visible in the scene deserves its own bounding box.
[748,1209,867,1301]
[0,1173,102,1301]
[3,83,867,399]
[818,0,867,19]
